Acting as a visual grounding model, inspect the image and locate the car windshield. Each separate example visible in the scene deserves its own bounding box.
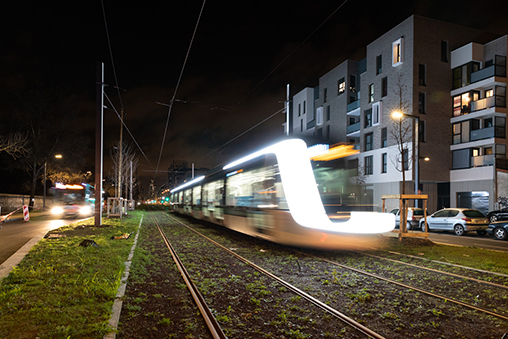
[413,209,424,216]
[463,210,485,218]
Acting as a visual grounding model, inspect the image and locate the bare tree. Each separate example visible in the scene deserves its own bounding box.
[109,141,139,199]
[11,84,88,208]
[389,74,417,194]
[0,132,30,159]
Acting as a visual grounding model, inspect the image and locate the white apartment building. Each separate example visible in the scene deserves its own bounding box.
[289,15,507,214]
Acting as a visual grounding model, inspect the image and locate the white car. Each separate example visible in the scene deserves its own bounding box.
[419,208,488,236]
[389,207,426,230]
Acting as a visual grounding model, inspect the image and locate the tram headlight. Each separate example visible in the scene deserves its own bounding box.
[51,206,64,215]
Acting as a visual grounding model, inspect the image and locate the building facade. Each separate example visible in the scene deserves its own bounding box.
[289,15,507,214]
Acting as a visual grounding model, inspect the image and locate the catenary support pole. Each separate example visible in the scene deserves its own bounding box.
[95,62,104,226]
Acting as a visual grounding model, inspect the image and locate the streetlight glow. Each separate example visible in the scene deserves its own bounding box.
[55,154,62,159]
[392,111,404,119]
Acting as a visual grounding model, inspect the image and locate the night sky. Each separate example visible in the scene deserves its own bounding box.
[2,0,508,195]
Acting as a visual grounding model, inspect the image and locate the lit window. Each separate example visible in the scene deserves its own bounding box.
[486,89,494,98]
[369,84,374,103]
[392,38,403,67]
[338,78,345,95]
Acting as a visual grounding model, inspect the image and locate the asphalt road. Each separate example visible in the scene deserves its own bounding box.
[426,231,508,252]
[0,217,73,265]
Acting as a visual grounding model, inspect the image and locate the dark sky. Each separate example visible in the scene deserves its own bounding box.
[2,0,508,194]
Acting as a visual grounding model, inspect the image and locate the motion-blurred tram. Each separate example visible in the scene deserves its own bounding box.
[170,139,395,250]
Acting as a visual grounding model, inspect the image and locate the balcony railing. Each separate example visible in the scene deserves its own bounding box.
[347,122,360,134]
[471,154,494,167]
[347,100,360,112]
[470,126,506,141]
[471,65,495,83]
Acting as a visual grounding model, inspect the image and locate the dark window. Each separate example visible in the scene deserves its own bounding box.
[403,148,409,170]
[300,119,303,132]
[364,156,373,175]
[382,153,387,173]
[453,62,480,89]
[326,105,330,121]
[298,103,301,116]
[419,64,426,86]
[452,149,471,169]
[382,77,387,97]
[418,92,426,114]
[441,41,448,62]
[324,88,328,103]
[303,101,306,114]
[364,108,372,128]
[376,55,382,75]
[381,127,387,147]
[350,75,357,93]
[419,120,426,143]
[365,132,373,151]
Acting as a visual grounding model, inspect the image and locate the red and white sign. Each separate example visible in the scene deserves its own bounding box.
[23,205,29,222]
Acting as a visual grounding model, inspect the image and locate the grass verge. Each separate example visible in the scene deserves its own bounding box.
[0,211,142,339]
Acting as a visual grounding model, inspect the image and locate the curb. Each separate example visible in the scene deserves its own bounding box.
[104,214,144,339]
[0,230,48,280]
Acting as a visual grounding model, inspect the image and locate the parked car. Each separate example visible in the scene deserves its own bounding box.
[487,221,508,240]
[389,207,427,230]
[486,207,508,222]
[419,208,489,236]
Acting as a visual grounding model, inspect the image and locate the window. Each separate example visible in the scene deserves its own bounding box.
[453,121,470,144]
[324,88,328,103]
[403,148,409,170]
[486,89,494,98]
[350,75,357,93]
[376,55,382,75]
[300,119,303,132]
[419,120,426,143]
[338,78,345,95]
[316,106,323,126]
[298,103,301,116]
[326,106,330,121]
[372,102,381,125]
[303,100,306,114]
[364,156,373,175]
[441,41,448,62]
[365,132,373,151]
[452,62,480,89]
[382,77,387,97]
[192,186,201,205]
[419,64,426,86]
[364,108,372,128]
[453,92,473,116]
[419,92,426,114]
[381,153,387,173]
[381,127,387,147]
[392,37,403,66]
[369,84,374,103]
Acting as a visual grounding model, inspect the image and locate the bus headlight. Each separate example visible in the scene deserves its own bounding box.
[79,206,92,215]
[51,206,64,215]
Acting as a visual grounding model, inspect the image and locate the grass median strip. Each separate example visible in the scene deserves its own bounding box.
[0,211,142,339]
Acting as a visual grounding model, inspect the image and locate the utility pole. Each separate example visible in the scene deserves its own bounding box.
[130,160,133,201]
[285,84,290,136]
[118,108,124,198]
[95,62,104,226]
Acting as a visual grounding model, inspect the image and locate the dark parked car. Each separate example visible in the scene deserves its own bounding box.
[486,208,508,223]
[487,221,508,240]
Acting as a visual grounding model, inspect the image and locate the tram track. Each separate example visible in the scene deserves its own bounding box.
[152,211,386,338]
[118,211,508,338]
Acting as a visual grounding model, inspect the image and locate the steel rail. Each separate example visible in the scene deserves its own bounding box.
[353,251,508,291]
[164,213,386,339]
[295,250,508,322]
[149,212,227,339]
[387,250,508,278]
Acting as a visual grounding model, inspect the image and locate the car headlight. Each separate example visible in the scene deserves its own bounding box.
[51,206,64,215]
[79,206,92,215]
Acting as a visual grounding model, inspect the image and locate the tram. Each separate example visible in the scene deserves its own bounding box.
[170,139,394,250]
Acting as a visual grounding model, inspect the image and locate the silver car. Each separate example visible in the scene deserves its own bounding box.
[419,208,488,236]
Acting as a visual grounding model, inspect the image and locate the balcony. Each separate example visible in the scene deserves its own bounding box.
[347,122,360,134]
[470,126,506,141]
[347,100,360,113]
[470,95,506,112]
[471,154,494,167]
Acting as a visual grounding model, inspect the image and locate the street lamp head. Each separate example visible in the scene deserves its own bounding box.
[391,111,404,119]
[423,157,430,161]
[55,154,62,159]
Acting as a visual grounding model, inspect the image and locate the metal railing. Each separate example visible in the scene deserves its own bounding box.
[471,154,494,167]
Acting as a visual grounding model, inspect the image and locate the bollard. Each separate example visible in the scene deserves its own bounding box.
[23,205,29,222]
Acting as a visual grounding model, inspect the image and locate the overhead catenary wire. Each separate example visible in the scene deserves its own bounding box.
[155,0,207,175]
[104,92,152,166]
[202,107,285,159]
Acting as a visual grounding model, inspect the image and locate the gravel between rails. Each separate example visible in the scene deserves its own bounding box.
[117,212,508,338]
